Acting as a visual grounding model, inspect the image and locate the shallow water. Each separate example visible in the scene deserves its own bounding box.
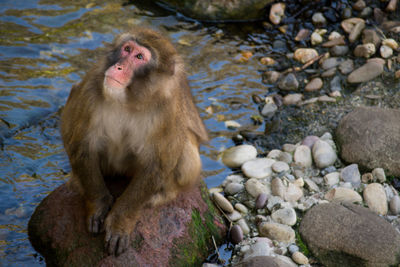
[1,0,399,266]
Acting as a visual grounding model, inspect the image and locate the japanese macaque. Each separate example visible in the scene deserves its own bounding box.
[60,28,208,256]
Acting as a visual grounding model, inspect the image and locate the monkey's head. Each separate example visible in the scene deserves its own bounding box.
[102,28,178,102]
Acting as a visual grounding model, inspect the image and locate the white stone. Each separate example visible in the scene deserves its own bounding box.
[245,178,271,198]
[235,203,248,214]
[222,174,244,187]
[224,182,244,195]
[293,177,304,188]
[292,251,309,265]
[294,48,318,64]
[225,120,241,129]
[329,31,342,40]
[243,237,274,259]
[340,164,361,187]
[311,32,323,45]
[212,192,234,213]
[269,3,285,25]
[227,210,242,221]
[294,145,312,168]
[258,222,295,243]
[389,195,400,215]
[272,161,290,173]
[222,145,257,168]
[271,178,286,198]
[271,208,297,226]
[324,172,340,187]
[325,187,362,203]
[284,183,304,202]
[372,168,386,183]
[304,178,320,192]
[266,196,284,212]
[312,139,337,168]
[382,38,398,49]
[267,149,282,159]
[237,219,250,235]
[363,183,388,215]
[242,158,276,179]
[380,45,393,58]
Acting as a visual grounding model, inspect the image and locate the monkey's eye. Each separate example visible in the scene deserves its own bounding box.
[136,53,143,60]
[124,46,131,53]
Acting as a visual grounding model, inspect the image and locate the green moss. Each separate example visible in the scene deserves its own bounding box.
[295,231,310,257]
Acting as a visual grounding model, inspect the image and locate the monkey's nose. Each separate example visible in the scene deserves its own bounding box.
[116,63,123,71]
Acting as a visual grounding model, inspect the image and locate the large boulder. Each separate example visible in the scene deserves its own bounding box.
[299,202,400,267]
[28,183,226,266]
[160,0,273,21]
[336,106,400,176]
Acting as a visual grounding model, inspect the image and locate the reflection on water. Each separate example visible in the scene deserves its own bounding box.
[0,1,268,265]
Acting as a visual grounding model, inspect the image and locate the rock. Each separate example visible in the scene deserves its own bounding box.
[293,145,312,168]
[271,208,297,226]
[245,178,271,198]
[222,175,244,187]
[363,183,388,215]
[235,203,248,214]
[322,36,346,47]
[329,76,342,92]
[347,60,384,83]
[353,0,366,11]
[305,78,323,92]
[213,192,234,213]
[312,12,326,26]
[241,237,274,258]
[242,158,275,179]
[227,210,242,221]
[360,7,372,17]
[390,195,400,215]
[255,193,268,209]
[258,222,295,243]
[341,18,365,33]
[300,203,400,266]
[222,145,257,168]
[231,225,243,244]
[329,31,341,40]
[372,168,386,183]
[339,59,354,74]
[354,43,376,58]
[325,187,362,203]
[340,164,361,187]
[293,48,318,64]
[225,182,244,195]
[272,161,290,173]
[262,70,281,84]
[330,45,349,56]
[382,38,399,49]
[235,255,297,267]
[28,183,226,266]
[324,172,340,187]
[261,103,278,118]
[321,67,336,77]
[266,196,284,212]
[271,178,286,198]
[386,0,398,11]
[349,20,366,43]
[336,107,400,176]
[361,172,374,183]
[283,93,303,105]
[291,251,309,265]
[269,3,285,25]
[288,244,299,254]
[362,29,381,47]
[380,45,393,58]
[284,183,303,202]
[202,263,219,267]
[225,120,241,129]
[304,178,320,192]
[294,29,310,41]
[236,219,250,235]
[260,57,276,65]
[321,57,341,70]
[311,32,323,46]
[278,73,299,91]
[301,135,319,148]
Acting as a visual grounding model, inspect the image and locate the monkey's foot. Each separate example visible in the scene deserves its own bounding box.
[86,194,114,234]
[104,215,134,256]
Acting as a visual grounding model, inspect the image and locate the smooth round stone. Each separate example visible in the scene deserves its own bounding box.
[261,103,278,118]
[372,168,386,183]
[330,76,342,92]
[213,192,234,213]
[339,59,354,74]
[231,225,243,244]
[363,183,388,215]
[354,43,376,58]
[278,73,299,91]
[224,182,244,195]
[305,78,323,92]
[227,210,242,221]
[340,164,361,187]
[222,174,244,187]
[347,60,384,83]
[278,152,293,164]
[245,178,271,198]
[330,45,349,56]
[282,143,297,153]
[235,203,248,214]
[269,2,285,24]
[321,57,341,70]
[325,187,362,203]
[288,244,299,254]
[312,139,337,169]
[256,193,268,209]
[389,195,400,215]
[242,158,276,179]
[294,145,312,168]
[271,208,297,226]
[283,93,303,105]
[380,45,393,58]
[311,32,323,45]
[304,178,320,192]
[294,48,318,64]
[267,149,282,159]
[301,135,319,148]
[263,70,281,84]
[321,67,336,78]
[292,251,309,265]
[222,145,257,168]
[237,219,250,235]
[258,222,295,243]
[284,183,303,202]
[293,177,304,188]
[272,161,290,173]
[271,178,286,198]
[324,172,340,187]
[361,173,374,183]
[312,12,326,25]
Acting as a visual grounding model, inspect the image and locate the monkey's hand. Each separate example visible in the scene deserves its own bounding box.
[104,211,136,256]
[86,194,114,234]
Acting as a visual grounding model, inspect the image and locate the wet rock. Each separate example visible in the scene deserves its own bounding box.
[321,57,341,70]
[354,43,376,58]
[342,7,352,19]
[339,59,354,74]
[336,107,400,176]
[272,161,289,173]
[305,77,323,92]
[372,168,386,183]
[260,57,276,65]
[271,178,286,198]
[300,203,400,267]
[258,222,295,243]
[301,135,319,149]
[330,76,342,92]
[278,73,299,91]
[294,29,310,41]
[225,120,241,129]
[225,182,244,195]
[382,38,399,49]
[347,60,384,83]
[292,251,309,265]
[227,210,242,221]
[213,192,234,213]
[263,70,281,84]
[321,67,337,77]
[349,20,365,43]
[245,178,271,198]
[261,103,278,118]
[283,93,303,105]
[340,164,361,187]
[222,145,257,168]
[271,208,297,226]
[284,183,303,202]
[294,48,318,64]
[237,219,250,235]
[341,18,365,33]
[312,12,326,26]
[390,195,400,215]
[330,45,349,56]
[360,7,372,17]
[269,3,285,25]
[362,29,381,47]
[231,225,243,244]
[325,187,362,203]
[322,36,346,47]
[380,45,393,58]
[222,175,244,187]
[255,193,268,209]
[353,0,366,11]
[324,172,340,187]
[294,145,312,168]
[311,32,323,46]
[363,183,388,215]
[242,158,275,179]
[235,203,248,214]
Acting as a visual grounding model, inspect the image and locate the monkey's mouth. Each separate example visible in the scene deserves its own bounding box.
[104,75,124,89]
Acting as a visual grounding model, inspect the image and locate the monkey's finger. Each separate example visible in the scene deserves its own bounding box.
[116,235,129,256]
[106,235,119,255]
[89,216,100,234]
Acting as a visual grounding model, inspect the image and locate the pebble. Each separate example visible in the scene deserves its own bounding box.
[321,57,342,70]
[260,57,276,65]
[258,222,295,243]
[278,73,299,91]
[235,203,248,214]
[353,0,366,11]
[222,145,257,168]
[380,45,393,58]
[284,183,304,202]
[237,219,250,235]
[255,193,268,209]
[372,168,386,183]
[340,164,361,187]
[293,178,304,188]
[225,120,241,129]
[301,135,319,149]
[231,225,243,244]
[245,178,271,198]
[321,67,337,78]
[272,161,290,173]
[329,31,342,40]
[318,95,336,103]
[341,18,365,33]
[312,139,337,168]
[242,158,275,179]
[269,3,285,25]
[396,70,400,79]
[363,183,388,215]
[339,59,354,74]
[342,7,352,19]
[324,187,362,203]
[267,196,284,211]
[349,20,365,43]
[354,43,376,58]
[312,12,327,26]
[288,244,299,254]
[386,0,398,11]
[322,36,346,47]
[283,93,303,105]
[330,76,342,92]
[389,195,400,215]
[294,145,312,168]
[361,173,374,183]
[304,178,320,192]
[271,178,286,198]
[330,45,349,56]
[213,192,234,213]
[324,172,340,187]
[263,70,281,84]
[382,38,399,49]
[267,149,281,159]
[360,7,372,17]
[294,48,318,64]
[362,29,381,47]
[271,208,297,226]
[295,29,310,41]
[222,174,244,187]
[225,182,244,195]
[347,60,384,83]
[282,144,296,153]
[292,251,309,265]
[311,32,323,46]
[227,210,243,221]
[305,78,323,92]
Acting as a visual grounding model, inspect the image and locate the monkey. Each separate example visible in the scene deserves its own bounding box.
[60,27,208,256]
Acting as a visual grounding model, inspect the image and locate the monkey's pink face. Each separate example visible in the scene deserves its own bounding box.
[103,40,152,100]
